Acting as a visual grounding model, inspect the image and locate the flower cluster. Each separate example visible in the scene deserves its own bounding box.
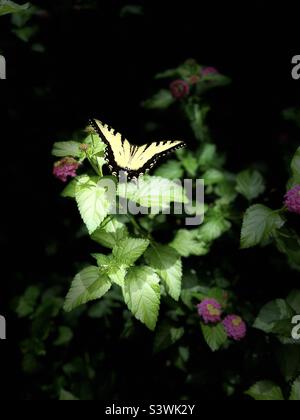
[222,315,247,341]
[53,157,80,182]
[197,298,247,341]
[169,65,220,100]
[197,298,222,324]
[284,185,300,214]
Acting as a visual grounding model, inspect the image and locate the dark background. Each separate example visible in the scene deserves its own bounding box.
[1,0,300,400]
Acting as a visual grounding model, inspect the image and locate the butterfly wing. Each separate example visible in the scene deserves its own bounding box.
[89,118,186,178]
[89,118,132,175]
[129,140,186,176]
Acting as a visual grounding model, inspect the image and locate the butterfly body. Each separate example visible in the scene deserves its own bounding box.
[89,119,186,180]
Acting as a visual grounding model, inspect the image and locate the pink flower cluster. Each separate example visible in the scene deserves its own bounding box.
[284,185,300,214]
[53,157,80,182]
[197,298,222,324]
[222,315,247,341]
[201,66,219,77]
[170,79,190,99]
[197,298,247,341]
[169,66,220,100]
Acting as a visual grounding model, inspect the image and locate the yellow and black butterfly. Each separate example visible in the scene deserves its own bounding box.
[89,119,186,179]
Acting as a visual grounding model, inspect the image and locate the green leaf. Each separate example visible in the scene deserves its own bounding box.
[198,144,217,169]
[143,89,174,110]
[16,286,40,318]
[181,153,199,177]
[54,326,73,346]
[245,381,284,401]
[236,169,265,201]
[84,133,106,156]
[145,245,182,301]
[277,346,300,381]
[155,68,180,79]
[91,217,129,249]
[215,178,238,204]
[52,141,82,158]
[185,103,210,142]
[154,322,184,353]
[64,266,111,312]
[92,253,127,288]
[203,168,224,185]
[59,389,79,401]
[0,0,30,16]
[113,237,150,267]
[198,210,231,242]
[118,176,188,210]
[75,175,111,234]
[287,290,300,313]
[201,322,228,352]
[253,299,294,334]
[123,266,161,330]
[241,205,285,249]
[155,160,184,179]
[170,229,210,257]
[61,179,77,198]
[290,377,300,400]
[275,228,300,270]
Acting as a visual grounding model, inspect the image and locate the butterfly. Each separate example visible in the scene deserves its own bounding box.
[89,119,186,180]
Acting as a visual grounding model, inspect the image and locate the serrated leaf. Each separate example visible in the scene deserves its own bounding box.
[61,179,77,198]
[84,133,106,156]
[113,237,150,266]
[154,322,184,353]
[290,377,300,400]
[52,141,82,157]
[118,176,188,210]
[236,169,265,201]
[170,229,210,257]
[155,160,184,179]
[91,217,128,249]
[143,89,174,110]
[92,253,127,288]
[75,175,111,234]
[241,205,285,249]
[64,266,111,312]
[123,266,161,330]
[198,213,231,242]
[245,381,284,401]
[145,245,182,301]
[201,322,228,352]
[0,0,30,16]
[253,299,294,334]
[203,168,224,185]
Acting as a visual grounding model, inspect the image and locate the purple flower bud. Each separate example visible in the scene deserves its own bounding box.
[170,79,190,99]
[284,185,300,214]
[197,298,222,324]
[53,157,80,183]
[222,315,247,341]
[201,67,219,77]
